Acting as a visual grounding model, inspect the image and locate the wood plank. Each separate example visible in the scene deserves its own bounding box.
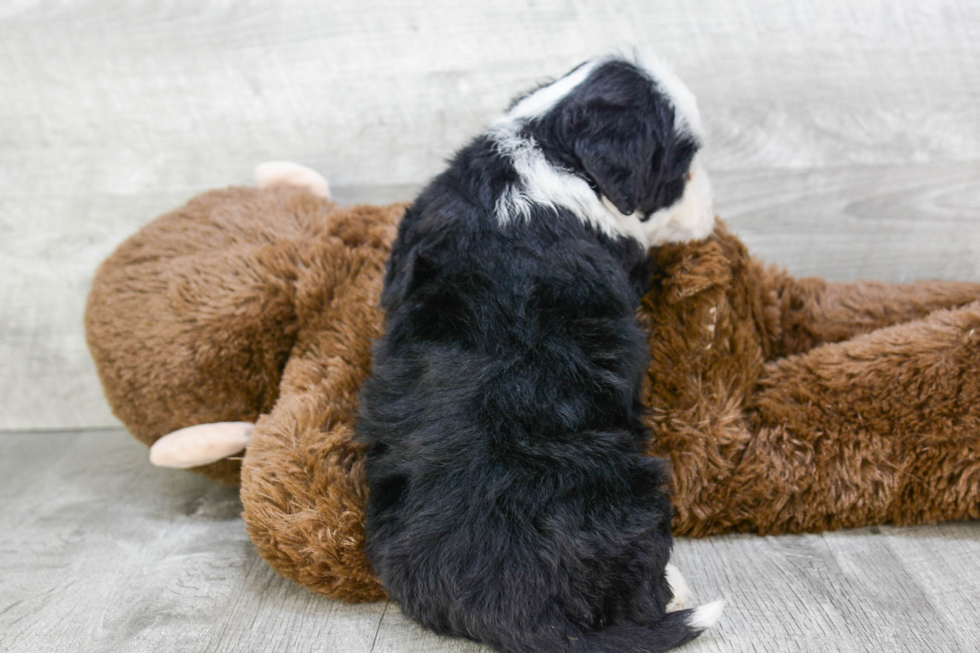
[2,430,979,652]
[368,602,486,653]
[0,430,246,652]
[3,2,980,651]
[3,0,980,430]
[718,162,980,281]
[670,528,980,653]
[201,553,388,653]
[1,0,978,195]
[875,522,980,651]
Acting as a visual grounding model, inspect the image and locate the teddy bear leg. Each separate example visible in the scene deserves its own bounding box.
[740,301,980,533]
[765,271,980,358]
[238,220,398,602]
[240,313,388,602]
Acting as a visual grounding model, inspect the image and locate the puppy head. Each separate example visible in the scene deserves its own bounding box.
[505,56,714,245]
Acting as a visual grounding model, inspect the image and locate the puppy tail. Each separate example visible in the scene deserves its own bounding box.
[576,600,725,653]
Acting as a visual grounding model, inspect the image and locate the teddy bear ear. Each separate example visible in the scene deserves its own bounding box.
[254,161,331,199]
[149,422,254,469]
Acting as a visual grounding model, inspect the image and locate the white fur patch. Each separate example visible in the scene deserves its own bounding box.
[504,59,604,122]
[491,59,633,240]
[634,53,704,140]
[489,124,648,246]
[489,55,712,247]
[665,562,694,612]
[688,599,726,631]
[641,157,716,246]
[503,54,702,140]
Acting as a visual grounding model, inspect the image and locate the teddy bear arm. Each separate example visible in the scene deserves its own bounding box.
[740,300,980,533]
[238,205,403,603]
[239,310,388,602]
[763,270,980,358]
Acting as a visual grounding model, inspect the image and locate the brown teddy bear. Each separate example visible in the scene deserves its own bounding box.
[85,163,980,603]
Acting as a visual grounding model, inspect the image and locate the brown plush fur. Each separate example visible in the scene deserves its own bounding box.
[86,186,980,603]
[639,232,980,536]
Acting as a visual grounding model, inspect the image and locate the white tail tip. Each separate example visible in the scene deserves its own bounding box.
[688,600,726,630]
[254,161,330,199]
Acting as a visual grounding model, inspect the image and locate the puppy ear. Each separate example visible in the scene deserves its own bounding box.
[552,60,700,218]
[573,125,643,215]
[380,237,442,312]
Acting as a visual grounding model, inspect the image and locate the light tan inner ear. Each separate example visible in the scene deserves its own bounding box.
[149,422,255,469]
[254,161,331,199]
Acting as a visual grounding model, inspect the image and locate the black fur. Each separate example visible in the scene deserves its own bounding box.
[357,58,705,653]
[526,59,699,218]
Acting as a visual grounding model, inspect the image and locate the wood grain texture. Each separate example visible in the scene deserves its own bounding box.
[1,431,978,652]
[2,3,980,646]
[3,5,978,649]
[1,0,979,430]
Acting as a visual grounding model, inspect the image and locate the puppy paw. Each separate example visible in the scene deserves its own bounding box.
[665,562,694,612]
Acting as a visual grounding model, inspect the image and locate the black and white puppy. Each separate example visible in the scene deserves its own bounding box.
[358,55,722,653]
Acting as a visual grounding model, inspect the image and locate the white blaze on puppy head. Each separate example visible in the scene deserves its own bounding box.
[633,53,704,141]
[504,58,605,122]
[491,55,715,248]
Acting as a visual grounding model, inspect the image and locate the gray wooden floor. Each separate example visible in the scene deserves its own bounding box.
[3,0,980,651]
[2,431,979,652]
